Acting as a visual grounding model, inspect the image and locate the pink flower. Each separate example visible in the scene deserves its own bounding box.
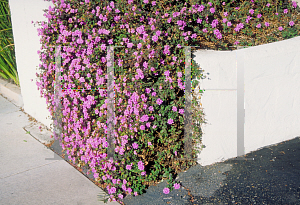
[152,1,156,6]
[143,0,149,3]
[156,98,163,105]
[175,151,177,156]
[152,35,158,42]
[167,119,174,124]
[223,18,227,23]
[152,92,156,96]
[289,21,295,27]
[256,23,261,28]
[126,164,132,170]
[109,187,116,194]
[179,109,184,114]
[140,125,145,130]
[177,72,182,78]
[174,183,181,189]
[210,7,215,13]
[224,12,228,17]
[292,1,298,8]
[249,9,254,15]
[100,44,106,51]
[132,142,139,149]
[234,41,240,45]
[227,21,232,27]
[148,141,152,146]
[265,22,270,27]
[266,3,270,7]
[172,106,177,112]
[278,26,283,31]
[163,187,170,194]
[284,9,288,14]
[197,18,202,24]
[257,14,262,18]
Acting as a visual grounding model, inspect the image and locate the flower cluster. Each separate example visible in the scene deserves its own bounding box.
[35,0,299,203]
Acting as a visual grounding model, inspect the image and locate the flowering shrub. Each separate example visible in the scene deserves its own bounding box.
[35,0,299,203]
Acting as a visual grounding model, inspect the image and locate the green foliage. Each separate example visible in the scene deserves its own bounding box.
[0,0,19,86]
[35,0,300,204]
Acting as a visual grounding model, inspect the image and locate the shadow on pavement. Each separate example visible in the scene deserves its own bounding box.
[189,136,300,205]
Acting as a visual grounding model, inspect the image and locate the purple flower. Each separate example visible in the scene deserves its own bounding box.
[143,0,149,3]
[109,187,116,194]
[292,1,298,8]
[177,72,182,78]
[156,98,163,105]
[174,183,181,189]
[227,21,232,27]
[265,22,269,27]
[149,106,154,111]
[210,7,215,13]
[256,23,261,28]
[284,9,288,14]
[179,109,184,114]
[249,9,254,15]
[197,18,202,24]
[132,142,139,149]
[152,92,156,97]
[79,77,85,83]
[172,106,177,112]
[223,18,227,23]
[167,119,174,124]
[234,23,244,32]
[126,164,132,170]
[289,21,295,26]
[224,12,228,17]
[163,187,170,194]
[152,1,156,6]
[278,26,283,31]
[101,44,106,51]
[202,28,208,33]
[140,125,145,130]
[257,14,262,18]
[234,41,240,45]
[152,35,158,42]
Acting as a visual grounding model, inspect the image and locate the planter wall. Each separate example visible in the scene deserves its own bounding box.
[9,0,300,167]
[193,36,300,166]
[9,0,54,129]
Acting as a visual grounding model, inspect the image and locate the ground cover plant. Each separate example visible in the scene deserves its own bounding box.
[35,0,299,204]
[0,0,19,86]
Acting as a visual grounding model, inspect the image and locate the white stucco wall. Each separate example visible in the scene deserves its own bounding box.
[9,0,54,129]
[193,36,300,166]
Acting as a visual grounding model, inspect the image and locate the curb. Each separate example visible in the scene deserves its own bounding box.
[0,78,23,108]
[0,77,54,146]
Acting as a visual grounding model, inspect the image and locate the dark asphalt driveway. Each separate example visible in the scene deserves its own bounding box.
[186,136,300,205]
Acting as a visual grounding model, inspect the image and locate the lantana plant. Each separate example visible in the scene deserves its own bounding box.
[34,0,299,203]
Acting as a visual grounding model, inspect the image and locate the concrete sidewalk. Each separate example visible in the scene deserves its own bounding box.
[0,93,120,205]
